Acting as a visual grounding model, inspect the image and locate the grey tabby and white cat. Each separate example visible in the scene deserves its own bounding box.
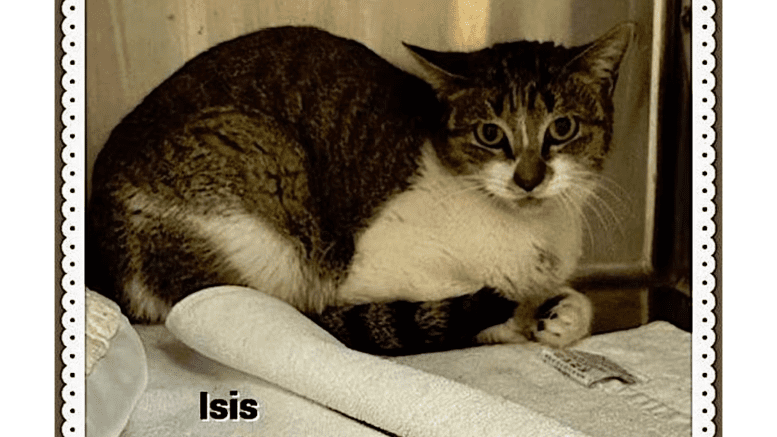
[87,23,634,355]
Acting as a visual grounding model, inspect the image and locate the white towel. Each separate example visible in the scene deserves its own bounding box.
[391,322,691,437]
[166,285,590,437]
[122,325,388,437]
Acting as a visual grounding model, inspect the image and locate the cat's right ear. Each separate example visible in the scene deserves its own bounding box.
[403,43,469,95]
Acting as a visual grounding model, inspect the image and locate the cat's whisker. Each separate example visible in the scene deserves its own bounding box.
[590,187,627,231]
[558,187,606,252]
[561,174,626,223]
[580,186,624,230]
[571,193,596,242]
[578,188,623,233]
[569,171,631,210]
[558,191,595,251]
[567,185,627,255]
[586,172,631,197]
[590,183,630,215]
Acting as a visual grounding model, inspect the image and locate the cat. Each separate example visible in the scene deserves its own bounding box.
[87,23,634,355]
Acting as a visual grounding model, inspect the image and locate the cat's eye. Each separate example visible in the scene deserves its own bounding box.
[545,116,579,145]
[474,123,506,148]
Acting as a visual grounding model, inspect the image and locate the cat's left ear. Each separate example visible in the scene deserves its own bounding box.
[403,43,470,94]
[564,22,637,96]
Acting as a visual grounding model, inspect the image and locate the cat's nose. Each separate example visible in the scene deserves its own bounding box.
[513,156,546,192]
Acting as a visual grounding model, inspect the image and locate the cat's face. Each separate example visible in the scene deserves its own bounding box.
[407,23,634,210]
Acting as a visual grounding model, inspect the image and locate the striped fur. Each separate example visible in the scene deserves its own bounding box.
[87,24,634,354]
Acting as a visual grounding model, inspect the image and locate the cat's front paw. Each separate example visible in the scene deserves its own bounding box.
[532,288,592,348]
[474,318,531,345]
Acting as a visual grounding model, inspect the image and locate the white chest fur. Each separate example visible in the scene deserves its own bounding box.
[337,145,584,304]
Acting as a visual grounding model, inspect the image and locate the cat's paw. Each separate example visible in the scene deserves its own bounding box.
[532,288,592,348]
[475,318,531,344]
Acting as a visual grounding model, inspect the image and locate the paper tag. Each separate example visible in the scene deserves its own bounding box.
[540,348,640,387]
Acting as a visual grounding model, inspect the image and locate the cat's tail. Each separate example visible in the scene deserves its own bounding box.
[307,288,518,356]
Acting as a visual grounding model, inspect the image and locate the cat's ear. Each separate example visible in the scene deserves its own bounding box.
[403,43,470,93]
[563,22,636,96]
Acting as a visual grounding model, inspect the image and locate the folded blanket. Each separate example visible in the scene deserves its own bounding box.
[86,289,148,437]
[160,285,689,436]
[392,322,690,436]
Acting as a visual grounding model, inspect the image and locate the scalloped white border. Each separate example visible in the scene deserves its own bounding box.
[61,0,717,435]
[692,1,716,436]
[62,0,85,435]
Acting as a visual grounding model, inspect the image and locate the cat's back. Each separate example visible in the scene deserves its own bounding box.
[87,27,442,317]
[92,25,441,233]
[96,26,435,161]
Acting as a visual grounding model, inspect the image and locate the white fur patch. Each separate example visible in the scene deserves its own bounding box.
[125,276,172,322]
[544,156,588,197]
[338,143,584,304]
[188,214,322,311]
[122,190,327,313]
[482,161,517,199]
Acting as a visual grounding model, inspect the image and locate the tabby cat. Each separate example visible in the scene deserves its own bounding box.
[87,23,634,355]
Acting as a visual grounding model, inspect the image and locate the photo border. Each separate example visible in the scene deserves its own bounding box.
[57,0,720,435]
[61,0,85,435]
[692,1,717,436]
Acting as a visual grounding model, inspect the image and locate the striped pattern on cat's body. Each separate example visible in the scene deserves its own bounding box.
[87,24,633,353]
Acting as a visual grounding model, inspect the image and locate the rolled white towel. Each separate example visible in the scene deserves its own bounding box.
[166,285,589,437]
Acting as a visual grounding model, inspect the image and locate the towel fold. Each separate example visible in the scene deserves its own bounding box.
[166,286,589,437]
[86,289,148,437]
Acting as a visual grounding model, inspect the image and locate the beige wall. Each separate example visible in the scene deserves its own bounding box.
[86,0,660,273]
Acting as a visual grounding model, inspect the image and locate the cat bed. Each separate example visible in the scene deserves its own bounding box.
[101,286,690,436]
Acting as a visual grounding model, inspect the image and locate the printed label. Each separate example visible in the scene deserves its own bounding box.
[540,348,640,387]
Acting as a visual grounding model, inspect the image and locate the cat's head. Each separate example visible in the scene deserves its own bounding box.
[406,23,634,209]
